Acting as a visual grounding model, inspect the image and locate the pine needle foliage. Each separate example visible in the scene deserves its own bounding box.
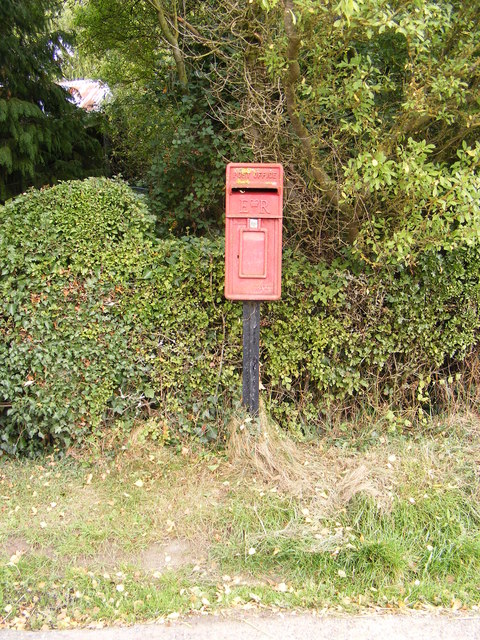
[0,0,104,201]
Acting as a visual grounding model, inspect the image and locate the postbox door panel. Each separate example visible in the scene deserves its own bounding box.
[225,218,281,300]
[239,228,267,278]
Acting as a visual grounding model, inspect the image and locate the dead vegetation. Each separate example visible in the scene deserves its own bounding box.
[226,406,480,517]
[226,409,317,497]
[226,407,390,516]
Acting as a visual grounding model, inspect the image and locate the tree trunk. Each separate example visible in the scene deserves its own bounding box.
[148,0,188,89]
[282,0,358,242]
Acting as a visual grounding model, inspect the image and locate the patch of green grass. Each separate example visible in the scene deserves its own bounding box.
[209,428,480,609]
[0,559,218,629]
[210,487,480,610]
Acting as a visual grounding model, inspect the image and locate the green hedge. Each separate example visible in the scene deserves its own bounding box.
[1,178,480,454]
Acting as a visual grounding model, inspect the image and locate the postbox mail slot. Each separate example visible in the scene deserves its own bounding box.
[231,187,278,193]
[239,229,267,278]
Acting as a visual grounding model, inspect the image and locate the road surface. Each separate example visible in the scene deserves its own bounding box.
[1,611,480,640]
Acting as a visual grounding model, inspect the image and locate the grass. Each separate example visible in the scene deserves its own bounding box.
[1,413,480,629]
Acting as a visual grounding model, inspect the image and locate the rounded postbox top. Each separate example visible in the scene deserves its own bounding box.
[226,163,283,192]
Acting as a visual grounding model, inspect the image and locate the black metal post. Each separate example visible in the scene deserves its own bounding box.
[242,301,260,416]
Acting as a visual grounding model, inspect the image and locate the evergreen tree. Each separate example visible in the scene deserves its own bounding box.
[0,0,104,201]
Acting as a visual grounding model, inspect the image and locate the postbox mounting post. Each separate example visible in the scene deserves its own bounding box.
[242,301,260,416]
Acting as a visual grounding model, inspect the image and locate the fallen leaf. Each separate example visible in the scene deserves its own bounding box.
[8,552,22,565]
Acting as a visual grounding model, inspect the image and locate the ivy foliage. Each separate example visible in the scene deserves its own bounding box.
[1,178,480,454]
[0,179,156,453]
[147,77,250,236]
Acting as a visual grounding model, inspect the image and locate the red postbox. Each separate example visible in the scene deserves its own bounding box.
[225,163,283,301]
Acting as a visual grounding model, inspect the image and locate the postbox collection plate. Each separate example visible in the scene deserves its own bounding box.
[225,163,283,301]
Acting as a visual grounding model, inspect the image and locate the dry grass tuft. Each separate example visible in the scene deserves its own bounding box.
[443,410,480,442]
[334,463,380,506]
[226,408,318,497]
[226,407,387,513]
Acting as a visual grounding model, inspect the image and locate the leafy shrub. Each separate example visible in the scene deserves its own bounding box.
[146,79,249,236]
[0,178,157,453]
[1,177,480,454]
[264,245,480,431]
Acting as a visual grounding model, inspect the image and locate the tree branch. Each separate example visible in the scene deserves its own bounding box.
[146,0,188,88]
[282,0,355,238]
[177,16,230,61]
